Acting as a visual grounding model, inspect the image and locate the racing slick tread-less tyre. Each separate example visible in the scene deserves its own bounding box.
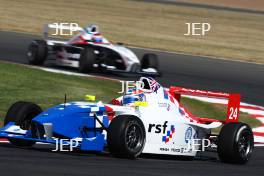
[79,47,96,73]
[141,53,159,69]
[27,40,48,65]
[107,115,146,158]
[217,122,254,164]
[4,101,43,147]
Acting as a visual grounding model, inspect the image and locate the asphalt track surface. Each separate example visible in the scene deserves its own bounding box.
[0,142,263,176]
[0,31,264,176]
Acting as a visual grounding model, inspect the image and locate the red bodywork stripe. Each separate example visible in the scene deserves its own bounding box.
[253,132,264,137]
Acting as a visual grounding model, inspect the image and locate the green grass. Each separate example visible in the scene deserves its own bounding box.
[0,61,260,131]
[0,61,120,123]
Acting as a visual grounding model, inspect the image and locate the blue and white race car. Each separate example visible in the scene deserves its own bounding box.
[0,77,253,164]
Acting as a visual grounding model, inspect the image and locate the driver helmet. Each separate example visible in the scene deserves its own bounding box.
[85,24,99,34]
[122,94,139,107]
[122,93,146,107]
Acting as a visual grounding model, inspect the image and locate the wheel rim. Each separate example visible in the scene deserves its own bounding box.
[28,44,37,61]
[20,111,38,130]
[125,122,143,152]
[237,130,253,158]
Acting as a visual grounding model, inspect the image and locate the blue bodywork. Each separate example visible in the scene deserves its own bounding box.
[0,102,109,151]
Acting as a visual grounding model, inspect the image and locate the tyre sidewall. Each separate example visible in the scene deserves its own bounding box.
[218,122,254,164]
[107,115,146,158]
[79,47,96,73]
[141,53,159,69]
[4,102,42,147]
[28,40,47,65]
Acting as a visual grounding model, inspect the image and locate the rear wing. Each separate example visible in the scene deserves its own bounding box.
[43,23,83,40]
[169,87,241,123]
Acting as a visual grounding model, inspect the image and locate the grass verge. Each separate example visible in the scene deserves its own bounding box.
[0,61,120,125]
[0,0,263,64]
[0,61,260,130]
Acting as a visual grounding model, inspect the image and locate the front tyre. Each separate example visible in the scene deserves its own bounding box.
[217,122,254,164]
[79,47,96,73]
[107,115,146,158]
[27,40,48,65]
[4,101,42,147]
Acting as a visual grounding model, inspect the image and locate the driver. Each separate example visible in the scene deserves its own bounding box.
[85,24,100,34]
[122,92,146,107]
[84,24,103,43]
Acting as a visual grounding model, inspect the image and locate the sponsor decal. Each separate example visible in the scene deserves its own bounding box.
[163,89,169,99]
[185,127,192,143]
[171,147,192,153]
[148,122,175,143]
[158,102,170,111]
[159,147,169,152]
[159,147,193,153]
[170,148,181,153]
[148,121,168,134]
[134,101,148,107]
[162,125,175,143]
[167,104,171,111]
[163,89,176,104]
[158,102,168,107]
[179,108,185,116]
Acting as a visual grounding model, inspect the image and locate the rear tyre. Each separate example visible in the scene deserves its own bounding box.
[217,122,254,164]
[107,115,146,158]
[79,47,96,73]
[4,101,42,147]
[27,40,48,65]
[141,53,159,69]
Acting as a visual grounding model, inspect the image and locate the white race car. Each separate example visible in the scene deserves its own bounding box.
[27,24,160,76]
[0,77,253,164]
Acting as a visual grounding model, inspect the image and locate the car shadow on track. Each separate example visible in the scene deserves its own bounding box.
[0,142,219,163]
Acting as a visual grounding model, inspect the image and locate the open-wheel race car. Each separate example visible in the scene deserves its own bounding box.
[27,24,160,76]
[0,77,253,164]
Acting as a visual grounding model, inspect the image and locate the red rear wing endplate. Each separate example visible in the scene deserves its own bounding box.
[169,87,241,123]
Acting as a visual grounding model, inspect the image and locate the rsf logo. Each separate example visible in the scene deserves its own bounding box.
[148,121,176,143]
[148,121,168,134]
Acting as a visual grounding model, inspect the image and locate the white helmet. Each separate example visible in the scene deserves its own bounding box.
[85,24,99,34]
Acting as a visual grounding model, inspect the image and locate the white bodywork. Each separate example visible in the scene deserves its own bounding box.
[106,77,222,156]
[43,24,153,72]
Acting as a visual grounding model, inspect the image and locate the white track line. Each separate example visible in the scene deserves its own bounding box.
[35,67,121,82]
